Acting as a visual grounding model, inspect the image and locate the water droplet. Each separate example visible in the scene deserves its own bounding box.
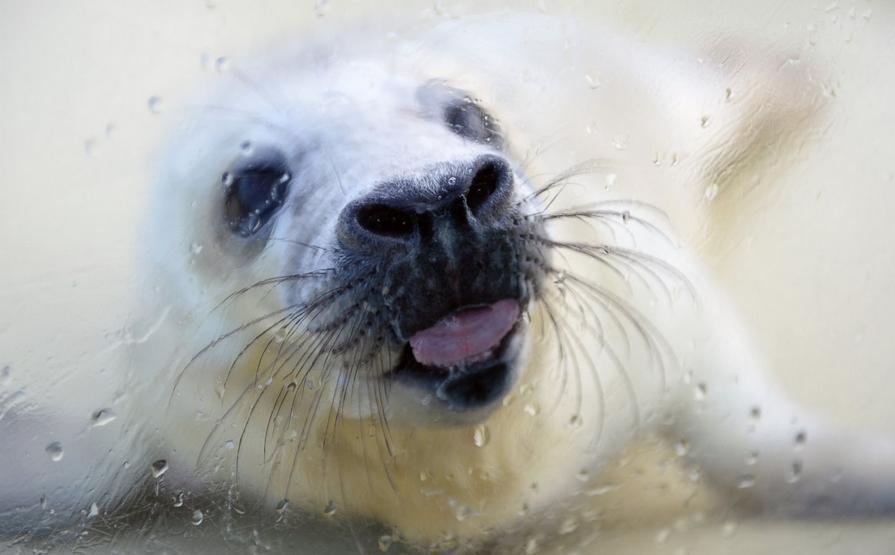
[147,96,163,114]
[700,114,711,128]
[191,509,204,525]
[736,474,755,489]
[222,172,234,187]
[447,176,457,186]
[525,537,539,554]
[586,484,619,496]
[45,442,64,462]
[787,460,803,483]
[721,520,737,537]
[704,183,719,202]
[694,382,707,401]
[450,499,475,521]
[794,430,807,447]
[604,173,618,191]
[0,365,10,386]
[323,500,337,516]
[611,134,629,150]
[214,56,230,73]
[524,403,540,416]
[150,459,168,479]
[314,0,330,17]
[674,439,690,457]
[173,492,184,507]
[190,243,204,256]
[725,88,733,102]
[584,73,601,89]
[746,451,759,466]
[655,528,670,544]
[472,425,489,447]
[378,534,394,552]
[91,408,116,427]
[750,406,761,420]
[223,440,235,450]
[559,516,578,534]
[576,469,589,482]
[239,140,254,155]
[87,502,99,518]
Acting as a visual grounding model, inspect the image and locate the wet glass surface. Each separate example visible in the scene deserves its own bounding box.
[2,1,894,553]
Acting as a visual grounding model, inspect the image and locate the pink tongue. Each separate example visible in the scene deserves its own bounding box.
[409,299,520,368]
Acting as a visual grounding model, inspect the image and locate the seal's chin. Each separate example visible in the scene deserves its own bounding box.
[387,300,526,418]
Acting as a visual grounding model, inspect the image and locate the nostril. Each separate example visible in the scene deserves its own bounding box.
[355,203,416,238]
[465,160,507,214]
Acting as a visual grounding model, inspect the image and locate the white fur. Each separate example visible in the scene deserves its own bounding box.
[4,12,892,551]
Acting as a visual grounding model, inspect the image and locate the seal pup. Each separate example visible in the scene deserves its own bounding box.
[72,12,895,550]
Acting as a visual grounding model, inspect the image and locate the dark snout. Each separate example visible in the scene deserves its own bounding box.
[334,154,533,413]
[338,155,514,250]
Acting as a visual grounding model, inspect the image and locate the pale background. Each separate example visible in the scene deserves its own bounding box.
[1,0,894,553]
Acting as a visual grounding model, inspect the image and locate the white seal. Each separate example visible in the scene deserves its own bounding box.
[8,12,893,551]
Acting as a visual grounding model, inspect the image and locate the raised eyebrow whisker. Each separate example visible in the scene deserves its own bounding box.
[228,66,293,120]
[325,153,349,198]
[550,199,669,219]
[265,238,334,252]
[536,207,673,245]
[181,104,298,140]
[515,158,617,206]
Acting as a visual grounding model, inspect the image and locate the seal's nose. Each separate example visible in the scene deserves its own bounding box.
[338,155,513,248]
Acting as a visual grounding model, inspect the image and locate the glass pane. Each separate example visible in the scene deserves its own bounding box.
[2,1,893,553]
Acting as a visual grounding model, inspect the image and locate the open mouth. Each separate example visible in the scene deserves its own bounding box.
[389,299,525,411]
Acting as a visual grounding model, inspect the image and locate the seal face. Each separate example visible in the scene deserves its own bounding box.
[180,68,548,425]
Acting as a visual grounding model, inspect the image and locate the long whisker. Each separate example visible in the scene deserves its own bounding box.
[515,159,616,206]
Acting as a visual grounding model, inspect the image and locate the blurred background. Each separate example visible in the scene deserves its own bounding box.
[1,0,893,553]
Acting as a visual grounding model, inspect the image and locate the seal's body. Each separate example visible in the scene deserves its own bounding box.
[10,13,891,550]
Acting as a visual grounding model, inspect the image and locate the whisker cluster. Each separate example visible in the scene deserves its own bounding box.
[171,160,689,514]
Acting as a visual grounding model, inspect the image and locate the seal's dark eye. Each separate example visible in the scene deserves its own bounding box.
[443,98,502,148]
[223,151,292,237]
